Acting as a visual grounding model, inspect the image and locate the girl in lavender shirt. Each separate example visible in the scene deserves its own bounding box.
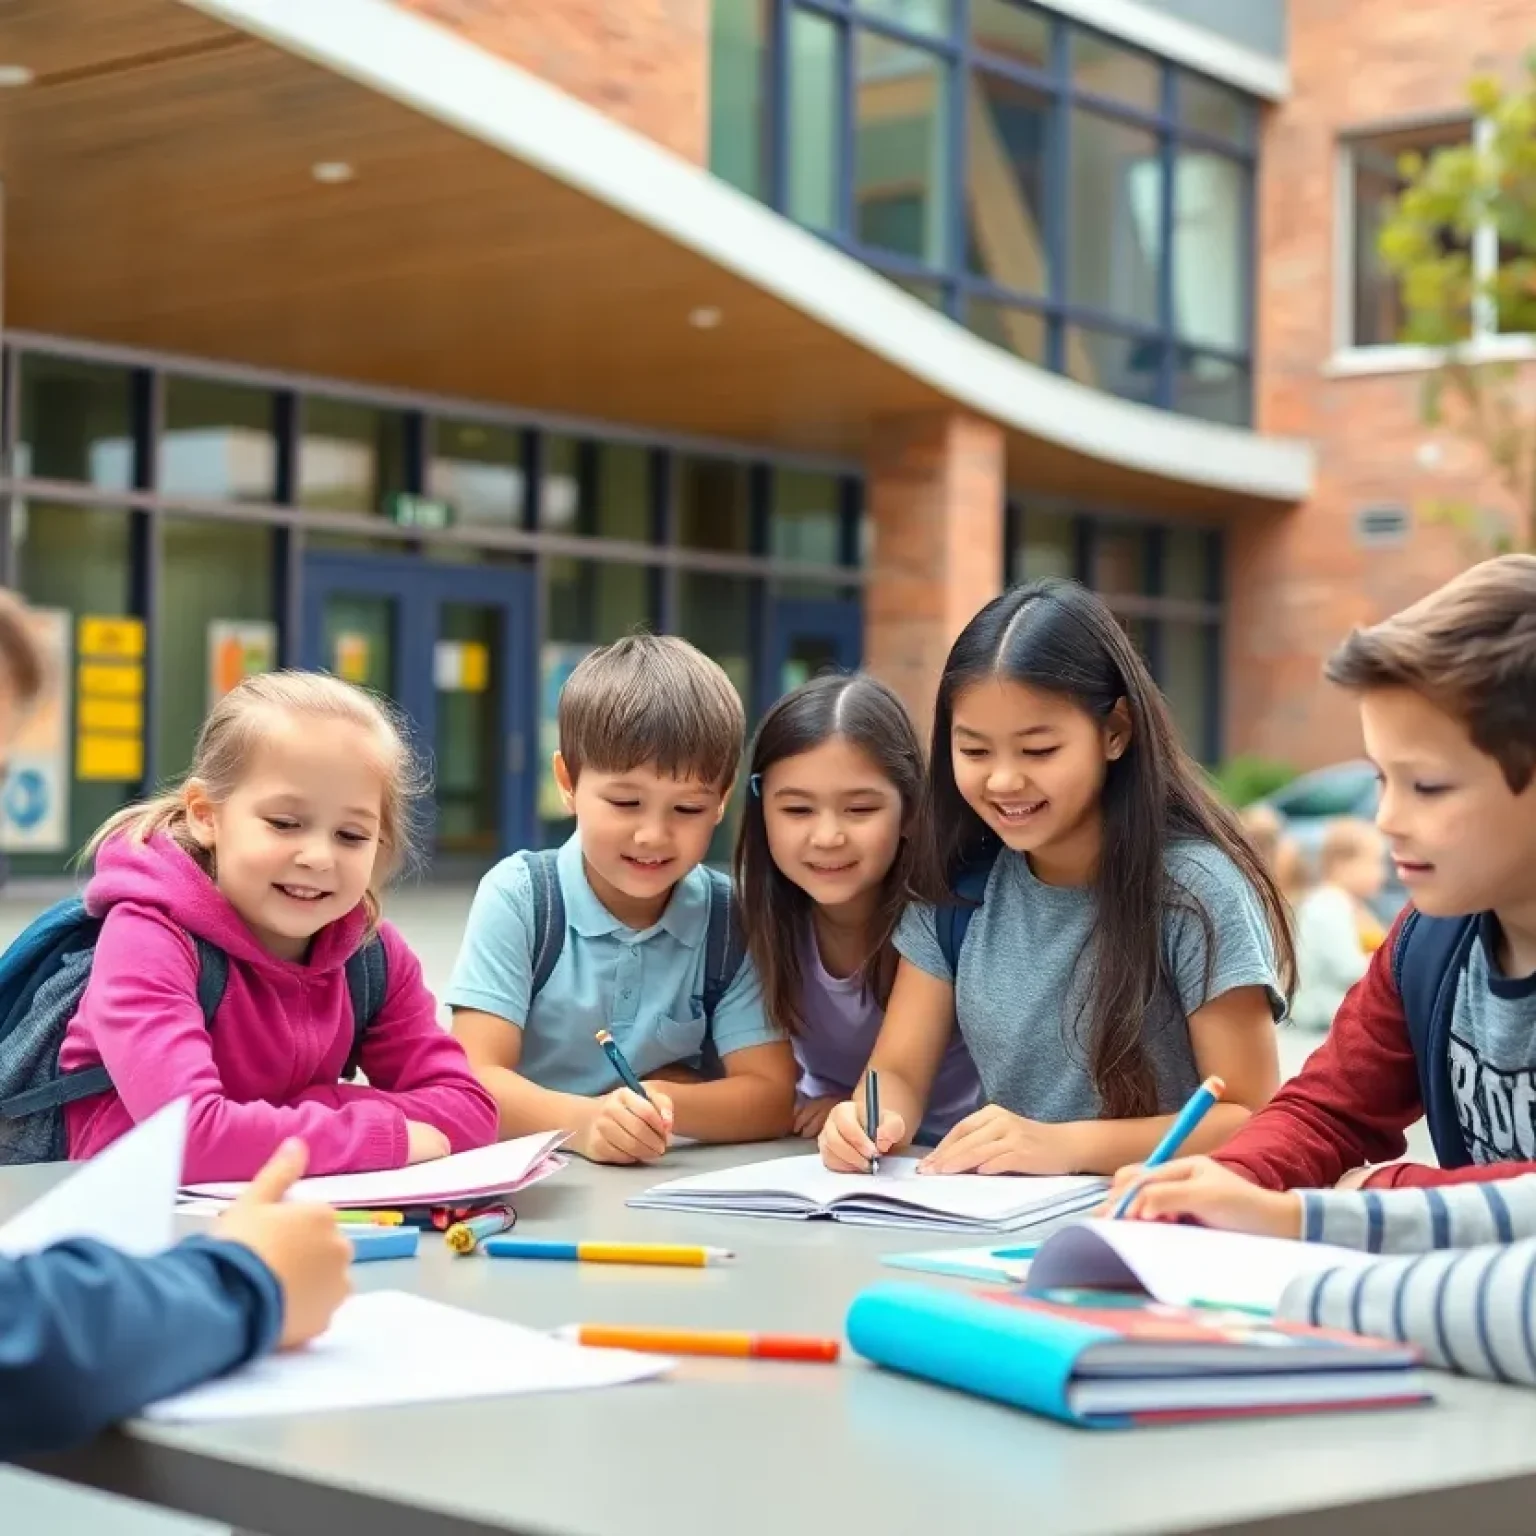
[733,675,981,1143]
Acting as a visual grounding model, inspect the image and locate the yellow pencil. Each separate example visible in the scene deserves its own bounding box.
[481,1239,734,1267]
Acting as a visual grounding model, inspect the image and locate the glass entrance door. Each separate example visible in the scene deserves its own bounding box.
[302,553,534,869]
[762,596,863,714]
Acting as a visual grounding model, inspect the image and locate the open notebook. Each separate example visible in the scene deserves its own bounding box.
[630,1154,1107,1234]
[1026,1219,1380,1315]
[181,1130,569,1211]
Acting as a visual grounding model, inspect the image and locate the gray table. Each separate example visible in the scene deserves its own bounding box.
[13,1142,1536,1536]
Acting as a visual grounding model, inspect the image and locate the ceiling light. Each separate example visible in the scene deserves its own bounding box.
[688,306,723,330]
[0,66,35,88]
[311,161,356,185]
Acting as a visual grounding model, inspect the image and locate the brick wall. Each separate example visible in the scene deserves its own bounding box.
[865,412,1005,739]
[1235,0,1533,771]
[391,0,710,163]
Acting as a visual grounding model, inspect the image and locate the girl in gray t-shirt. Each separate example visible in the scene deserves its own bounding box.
[734,675,981,1145]
[820,579,1296,1178]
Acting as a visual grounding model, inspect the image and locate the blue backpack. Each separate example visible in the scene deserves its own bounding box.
[0,896,389,1165]
[936,841,1002,975]
[519,849,745,1077]
[1392,908,1482,1170]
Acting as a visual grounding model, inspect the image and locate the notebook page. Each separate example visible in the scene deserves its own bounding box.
[144,1291,668,1422]
[0,1099,186,1259]
[636,1154,1105,1222]
[1028,1219,1379,1314]
[182,1130,569,1208]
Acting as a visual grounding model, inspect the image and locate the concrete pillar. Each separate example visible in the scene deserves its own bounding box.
[864,411,1005,737]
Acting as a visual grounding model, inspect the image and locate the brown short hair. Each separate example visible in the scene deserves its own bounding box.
[557,633,745,791]
[1326,554,1536,793]
[0,589,48,710]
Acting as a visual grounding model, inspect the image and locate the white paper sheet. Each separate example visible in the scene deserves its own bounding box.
[1027,1219,1380,1314]
[182,1130,569,1209]
[0,1099,187,1259]
[631,1154,1106,1233]
[144,1291,670,1422]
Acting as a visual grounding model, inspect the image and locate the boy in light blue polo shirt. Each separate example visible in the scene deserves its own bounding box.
[449,634,796,1163]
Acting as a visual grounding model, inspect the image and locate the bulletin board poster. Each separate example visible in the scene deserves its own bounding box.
[1,607,71,853]
[537,643,595,822]
[208,620,278,710]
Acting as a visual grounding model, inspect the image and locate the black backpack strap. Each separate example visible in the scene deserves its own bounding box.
[936,843,1000,976]
[526,849,566,1005]
[0,1064,112,1121]
[1391,909,1481,1168]
[192,938,229,1027]
[701,867,746,1023]
[342,936,390,1081]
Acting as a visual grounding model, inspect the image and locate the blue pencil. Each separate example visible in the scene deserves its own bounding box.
[1112,1074,1225,1219]
[595,1029,651,1102]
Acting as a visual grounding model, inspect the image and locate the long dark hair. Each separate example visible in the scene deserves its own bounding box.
[734,673,923,1038]
[920,579,1296,1118]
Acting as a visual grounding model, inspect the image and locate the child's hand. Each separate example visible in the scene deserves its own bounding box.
[793,1096,841,1139]
[576,1087,674,1164]
[819,1099,905,1173]
[1102,1156,1303,1238]
[404,1120,451,1165]
[916,1106,1077,1176]
[217,1139,352,1351]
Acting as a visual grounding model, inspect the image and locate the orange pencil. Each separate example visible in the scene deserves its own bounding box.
[568,1325,840,1363]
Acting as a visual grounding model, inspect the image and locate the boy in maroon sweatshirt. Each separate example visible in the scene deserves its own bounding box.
[1126,554,1536,1196]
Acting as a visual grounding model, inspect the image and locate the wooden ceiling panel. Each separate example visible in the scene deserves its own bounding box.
[0,0,1276,515]
[0,0,234,82]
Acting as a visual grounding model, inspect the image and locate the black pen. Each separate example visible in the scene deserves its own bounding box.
[865,1069,881,1177]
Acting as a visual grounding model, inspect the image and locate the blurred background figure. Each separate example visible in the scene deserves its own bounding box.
[1291,818,1388,1033]
[1238,803,1311,910]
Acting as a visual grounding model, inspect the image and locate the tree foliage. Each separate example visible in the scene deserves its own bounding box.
[1377,60,1536,552]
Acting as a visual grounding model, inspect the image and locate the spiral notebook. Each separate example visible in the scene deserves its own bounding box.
[630,1154,1107,1234]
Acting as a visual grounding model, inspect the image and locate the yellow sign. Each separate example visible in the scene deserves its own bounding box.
[79,616,145,660]
[460,642,489,694]
[78,698,143,734]
[77,733,143,783]
[78,663,143,699]
[334,633,370,685]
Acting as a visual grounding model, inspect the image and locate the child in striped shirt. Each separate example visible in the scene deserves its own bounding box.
[1107,1157,1536,1384]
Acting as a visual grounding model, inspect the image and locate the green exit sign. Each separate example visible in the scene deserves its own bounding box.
[388,494,454,531]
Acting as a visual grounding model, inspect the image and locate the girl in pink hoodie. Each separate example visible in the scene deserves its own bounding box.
[59,672,498,1182]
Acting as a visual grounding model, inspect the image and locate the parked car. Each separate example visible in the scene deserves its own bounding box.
[1260,760,1407,922]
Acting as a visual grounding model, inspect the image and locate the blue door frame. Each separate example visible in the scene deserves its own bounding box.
[301,552,535,862]
[759,596,863,717]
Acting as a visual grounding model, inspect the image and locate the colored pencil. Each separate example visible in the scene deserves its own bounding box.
[444,1205,517,1254]
[595,1029,650,1101]
[1112,1074,1226,1219]
[335,1209,404,1226]
[568,1325,840,1362]
[483,1239,734,1267]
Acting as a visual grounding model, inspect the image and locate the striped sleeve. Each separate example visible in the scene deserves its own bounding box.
[1275,1238,1536,1385]
[1298,1173,1536,1253]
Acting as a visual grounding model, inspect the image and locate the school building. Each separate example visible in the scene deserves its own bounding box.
[0,0,1507,876]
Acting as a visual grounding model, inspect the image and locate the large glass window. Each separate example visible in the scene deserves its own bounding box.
[429,418,526,528]
[1345,121,1475,350]
[298,398,407,515]
[677,456,752,553]
[677,572,755,862]
[771,470,842,564]
[159,518,276,780]
[712,1,1256,423]
[16,356,135,488]
[542,438,653,541]
[161,377,276,503]
[710,0,769,199]
[853,32,948,267]
[1007,507,1224,761]
[12,502,136,869]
